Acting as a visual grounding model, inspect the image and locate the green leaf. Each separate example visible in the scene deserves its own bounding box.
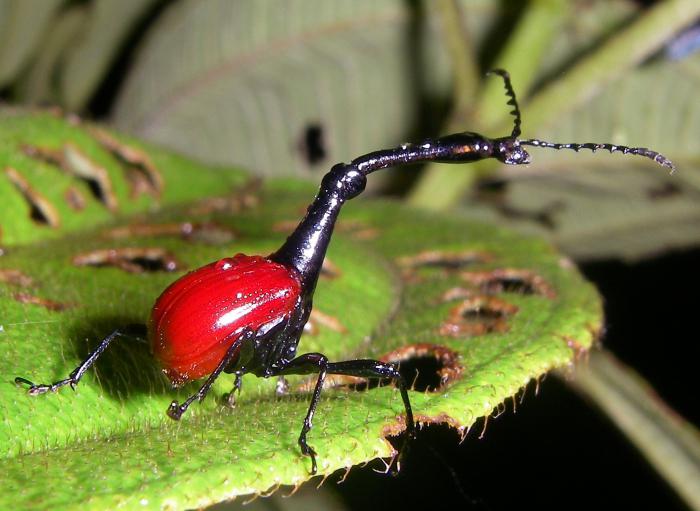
[0,114,601,509]
[0,110,247,247]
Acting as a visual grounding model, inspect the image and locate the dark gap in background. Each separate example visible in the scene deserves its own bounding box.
[87,0,173,119]
[334,248,698,510]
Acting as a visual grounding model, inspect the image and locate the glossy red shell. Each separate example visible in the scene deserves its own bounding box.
[149,254,302,386]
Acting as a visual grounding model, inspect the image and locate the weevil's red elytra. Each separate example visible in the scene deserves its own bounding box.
[150,254,302,386]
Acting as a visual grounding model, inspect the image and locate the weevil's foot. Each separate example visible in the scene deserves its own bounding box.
[15,376,73,395]
[167,400,186,420]
[224,391,238,408]
[307,451,318,475]
[275,376,289,396]
[299,438,318,474]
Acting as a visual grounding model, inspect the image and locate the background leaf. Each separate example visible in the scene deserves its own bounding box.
[110,0,477,178]
[0,114,601,510]
[460,55,700,261]
[0,0,63,87]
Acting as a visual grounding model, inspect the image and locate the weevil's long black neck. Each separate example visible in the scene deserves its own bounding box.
[271,134,493,291]
[270,163,364,292]
[351,132,492,174]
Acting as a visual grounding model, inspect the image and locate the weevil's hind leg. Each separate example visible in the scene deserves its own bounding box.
[278,355,415,475]
[168,328,255,420]
[325,359,416,473]
[14,324,146,395]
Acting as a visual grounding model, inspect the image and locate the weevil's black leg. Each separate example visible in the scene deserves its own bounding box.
[168,328,255,420]
[225,371,244,408]
[277,354,415,474]
[325,359,415,473]
[14,325,146,395]
[276,353,330,474]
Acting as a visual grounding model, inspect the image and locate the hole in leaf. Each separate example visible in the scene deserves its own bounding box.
[440,296,518,337]
[62,143,118,211]
[397,250,493,271]
[298,123,327,165]
[310,344,463,394]
[458,269,556,298]
[385,344,463,392]
[22,143,118,211]
[102,222,235,245]
[72,247,180,273]
[187,179,261,216]
[4,166,60,227]
[89,127,164,197]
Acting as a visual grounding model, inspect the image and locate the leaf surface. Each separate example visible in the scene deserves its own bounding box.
[0,114,601,510]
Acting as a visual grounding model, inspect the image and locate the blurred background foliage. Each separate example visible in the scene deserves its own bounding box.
[1,0,699,509]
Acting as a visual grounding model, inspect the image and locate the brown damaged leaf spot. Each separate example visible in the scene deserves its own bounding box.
[303,309,347,336]
[64,186,86,211]
[458,269,556,299]
[439,296,519,338]
[89,127,164,197]
[13,292,71,311]
[381,343,463,392]
[61,143,118,212]
[4,167,61,227]
[22,143,118,212]
[397,250,493,271]
[0,269,34,287]
[188,179,261,216]
[72,247,180,273]
[102,222,236,245]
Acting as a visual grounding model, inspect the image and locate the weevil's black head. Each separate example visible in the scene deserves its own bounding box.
[493,137,530,165]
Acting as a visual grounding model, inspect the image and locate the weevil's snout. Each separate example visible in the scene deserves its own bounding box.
[495,138,530,165]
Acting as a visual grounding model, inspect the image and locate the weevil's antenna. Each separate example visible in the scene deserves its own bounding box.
[519,139,676,172]
[487,69,522,139]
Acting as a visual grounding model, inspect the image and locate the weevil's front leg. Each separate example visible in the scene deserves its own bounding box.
[15,325,146,395]
[168,328,255,420]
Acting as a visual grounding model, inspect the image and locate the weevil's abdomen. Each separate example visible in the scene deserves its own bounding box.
[149,254,302,386]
